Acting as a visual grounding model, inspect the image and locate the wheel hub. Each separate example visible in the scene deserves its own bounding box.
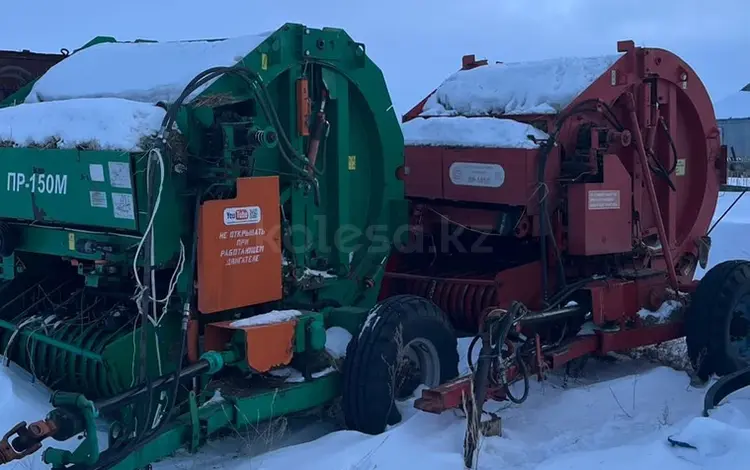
[394,338,441,400]
[730,295,750,360]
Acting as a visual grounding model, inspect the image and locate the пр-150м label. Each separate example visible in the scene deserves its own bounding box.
[6,172,68,195]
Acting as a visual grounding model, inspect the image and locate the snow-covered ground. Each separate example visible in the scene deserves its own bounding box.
[4,344,750,470]
[2,192,750,470]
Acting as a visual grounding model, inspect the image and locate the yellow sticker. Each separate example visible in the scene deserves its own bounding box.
[261,53,268,71]
[348,155,356,171]
[68,233,75,251]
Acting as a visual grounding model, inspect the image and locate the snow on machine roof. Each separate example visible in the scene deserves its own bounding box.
[0,33,271,152]
[420,54,622,117]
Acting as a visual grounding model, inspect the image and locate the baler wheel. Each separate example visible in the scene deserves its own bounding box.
[342,295,459,435]
[686,260,750,380]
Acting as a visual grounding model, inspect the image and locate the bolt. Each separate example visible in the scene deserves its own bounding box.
[304,50,311,56]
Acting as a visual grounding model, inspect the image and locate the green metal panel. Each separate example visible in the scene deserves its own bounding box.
[11,224,137,262]
[109,374,341,470]
[0,148,137,230]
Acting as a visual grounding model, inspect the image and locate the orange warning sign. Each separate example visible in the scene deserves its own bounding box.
[197,176,282,314]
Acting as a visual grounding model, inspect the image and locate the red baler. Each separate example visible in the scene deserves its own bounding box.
[379,42,746,460]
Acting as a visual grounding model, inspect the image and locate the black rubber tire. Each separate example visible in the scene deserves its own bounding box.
[686,260,750,380]
[342,295,459,435]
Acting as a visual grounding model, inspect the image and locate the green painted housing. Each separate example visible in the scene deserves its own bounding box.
[0,23,406,469]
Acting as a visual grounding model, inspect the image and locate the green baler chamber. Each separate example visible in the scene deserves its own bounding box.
[0,21,413,470]
[0,22,405,410]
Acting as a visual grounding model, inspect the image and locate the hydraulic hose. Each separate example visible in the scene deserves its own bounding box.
[91,153,188,470]
[71,341,198,470]
[535,98,618,305]
[157,65,315,179]
[505,353,529,404]
[95,361,207,413]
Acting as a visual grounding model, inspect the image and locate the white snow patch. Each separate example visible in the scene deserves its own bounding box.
[25,33,272,105]
[0,98,166,151]
[402,116,549,149]
[228,366,750,470]
[201,390,225,408]
[577,321,597,336]
[715,90,750,120]
[268,366,337,383]
[325,327,352,359]
[421,54,622,117]
[230,309,302,328]
[302,268,336,279]
[668,416,750,466]
[637,300,683,324]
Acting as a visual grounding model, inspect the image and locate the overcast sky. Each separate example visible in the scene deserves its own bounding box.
[2,0,748,115]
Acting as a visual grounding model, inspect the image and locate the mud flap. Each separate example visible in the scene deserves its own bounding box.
[703,365,750,417]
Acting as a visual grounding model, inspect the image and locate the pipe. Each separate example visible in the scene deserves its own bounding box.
[95,361,208,413]
[625,92,679,290]
[519,305,582,325]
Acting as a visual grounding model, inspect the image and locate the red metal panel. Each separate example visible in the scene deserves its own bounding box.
[403,146,444,199]
[441,148,535,206]
[587,279,637,324]
[547,335,599,370]
[586,274,667,326]
[567,154,633,255]
[0,50,65,101]
[494,261,545,311]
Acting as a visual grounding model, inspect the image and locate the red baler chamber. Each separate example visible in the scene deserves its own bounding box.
[386,40,724,333]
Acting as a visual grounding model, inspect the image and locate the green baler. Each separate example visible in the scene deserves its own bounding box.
[0,23,418,470]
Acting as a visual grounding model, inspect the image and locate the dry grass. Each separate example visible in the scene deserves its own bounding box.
[139,133,189,162]
[627,338,692,372]
[383,324,412,431]
[347,435,389,470]
[461,377,483,470]
[27,136,62,149]
[0,136,101,150]
[217,390,290,469]
[190,92,237,108]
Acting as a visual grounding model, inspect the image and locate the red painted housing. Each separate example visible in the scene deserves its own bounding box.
[384,39,723,348]
[0,50,65,101]
[389,41,725,415]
